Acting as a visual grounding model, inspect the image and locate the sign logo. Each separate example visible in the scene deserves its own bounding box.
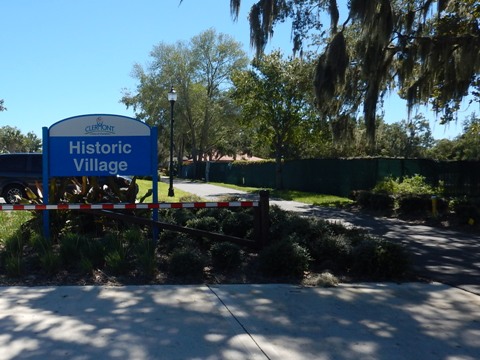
[84,117,115,135]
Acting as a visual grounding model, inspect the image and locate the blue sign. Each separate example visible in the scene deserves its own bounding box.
[48,114,153,176]
[42,113,159,240]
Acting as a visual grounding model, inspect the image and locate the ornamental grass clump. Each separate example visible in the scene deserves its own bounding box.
[104,233,131,275]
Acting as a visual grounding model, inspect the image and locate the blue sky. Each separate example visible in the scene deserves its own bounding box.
[0,0,471,140]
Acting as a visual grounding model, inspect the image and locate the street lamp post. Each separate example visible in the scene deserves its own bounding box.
[167,86,177,197]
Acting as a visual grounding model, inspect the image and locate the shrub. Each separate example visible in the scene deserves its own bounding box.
[178,194,203,202]
[160,209,195,226]
[397,175,435,195]
[351,237,409,278]
[268,205,315,241]
[374,174,438,196]
[268,205,289,240]
[196,208,231,222]
[375,241,410,278]
[397,194,448,217]
[308,233,352,269]
[185,216,221,250]
[356,190,394,212]
[258,237,310,277]
[397,194,431,215]
[185,216,220,232]
[451,197,480,225]
[373,176,399,194]
[159,231,198,253]
[168,246,205,278]
[351,238,379,276]
[221,211,253,238]
[210,242,242,271]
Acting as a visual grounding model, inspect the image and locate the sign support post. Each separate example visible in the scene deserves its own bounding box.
[42,127,50,239]
[151,127,159,241]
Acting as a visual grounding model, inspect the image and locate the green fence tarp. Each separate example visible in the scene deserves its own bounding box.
[181,158,480,197]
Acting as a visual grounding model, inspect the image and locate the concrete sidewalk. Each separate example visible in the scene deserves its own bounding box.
[1,283,479,360]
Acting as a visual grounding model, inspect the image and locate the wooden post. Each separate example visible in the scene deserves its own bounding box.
[254,190,269,248]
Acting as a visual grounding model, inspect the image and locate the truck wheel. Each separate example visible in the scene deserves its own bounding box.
[2,184,26,204]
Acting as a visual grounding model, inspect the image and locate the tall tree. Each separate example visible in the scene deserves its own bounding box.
[231,51,317,189]
[229,0,480,152]
[429,113,480,160]
[0,126,41,153]
[376,114,434,158]
[121,29,248,174]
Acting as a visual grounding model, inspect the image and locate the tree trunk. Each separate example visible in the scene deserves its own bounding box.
[364,80,380,155]
[274,142,283,190]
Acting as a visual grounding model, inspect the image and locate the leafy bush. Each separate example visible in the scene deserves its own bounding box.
[372,176,399,194]
[397,194,449,217]
[361,174,446,216]
[268,205,315,241]
[159,231,198,254]
[397,175,436,195]
[451,197,480,225]
[185,216,220,232]
[308,233,352,269]
[161,209,196,226]
[258,237,310,277]
[210,242,242,271]
[221,211,253,238]
[196,208,231,221]
[356,190,394,211]
[397,194,432,215]
[374,174,438,196]
[351,238,409,278]
[168,246,205,278]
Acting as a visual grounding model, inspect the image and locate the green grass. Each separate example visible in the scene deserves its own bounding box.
[0,212,32,245]
[209,182,353,207]
[136,178,201,202]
